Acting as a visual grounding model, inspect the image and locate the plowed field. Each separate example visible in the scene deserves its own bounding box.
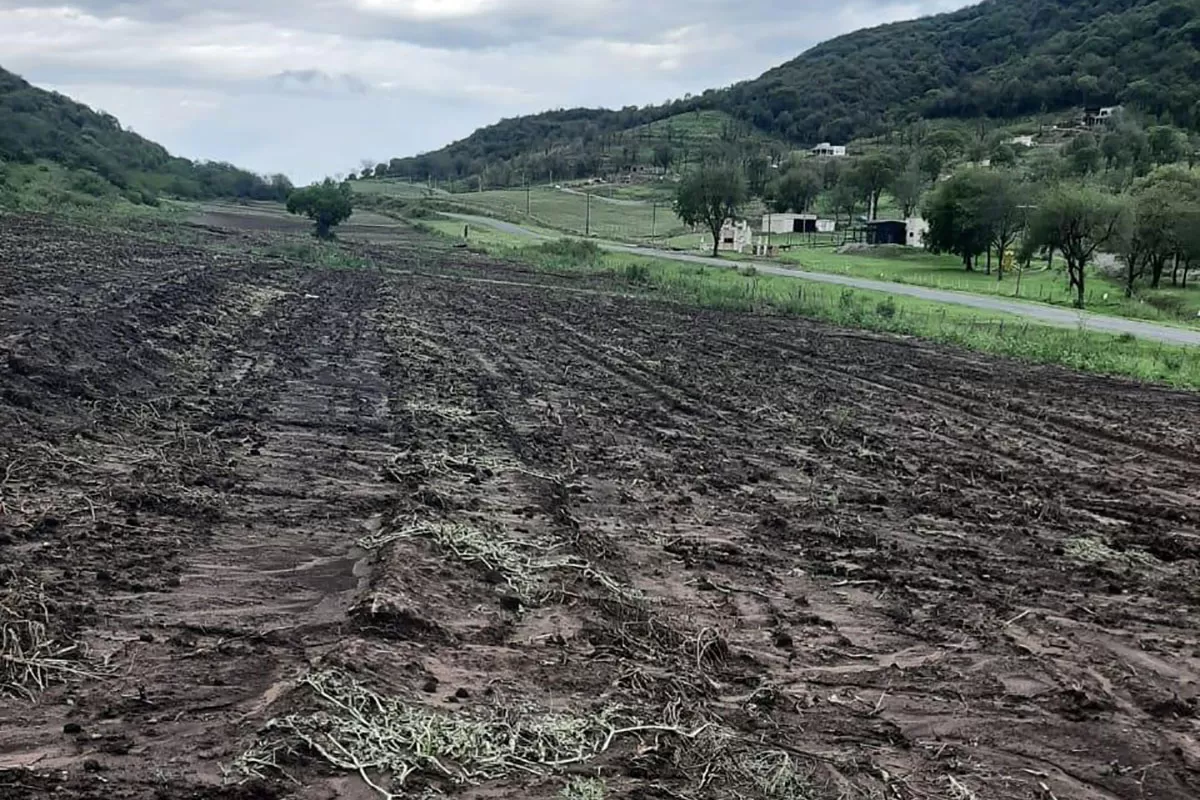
[1,214,1199,800]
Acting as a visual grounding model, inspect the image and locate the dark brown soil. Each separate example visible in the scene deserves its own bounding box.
[2,213,1199,800]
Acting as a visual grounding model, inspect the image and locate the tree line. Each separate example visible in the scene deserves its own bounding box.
[676,112,1200,308]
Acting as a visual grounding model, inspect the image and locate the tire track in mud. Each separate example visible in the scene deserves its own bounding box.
[5,219,1200,800]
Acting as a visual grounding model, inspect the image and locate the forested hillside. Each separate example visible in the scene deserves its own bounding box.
[0,66,290,204]
[378,0,1200,187]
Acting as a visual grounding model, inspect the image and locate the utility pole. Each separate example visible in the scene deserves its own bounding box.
[651,202,657,239]
[526,176,531,216]
[586,192,591,237]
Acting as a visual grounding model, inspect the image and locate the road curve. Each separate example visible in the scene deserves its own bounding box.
[442,213,1200,347]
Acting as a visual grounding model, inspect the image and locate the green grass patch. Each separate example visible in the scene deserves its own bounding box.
[411,186,688,242]
[0,161,170,220]
[258,239,373,269]
[500,242,1200,390]
[774,245,1200,328]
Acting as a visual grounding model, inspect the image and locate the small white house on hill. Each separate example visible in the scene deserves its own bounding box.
[811,143,847,157]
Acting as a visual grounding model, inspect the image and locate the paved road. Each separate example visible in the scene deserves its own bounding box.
[557,186,651,207]
[443,213,1200,347]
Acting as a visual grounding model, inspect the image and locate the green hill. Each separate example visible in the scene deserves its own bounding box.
[378,0,1200,187]
[0,65,290,207]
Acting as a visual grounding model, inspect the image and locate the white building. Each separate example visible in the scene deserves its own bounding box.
[762,213,838,235]
[905,217,930,248]
[811,142,847,157]
[718,219,754,253]
[1008,135,1035,147]
[762,213,817,234]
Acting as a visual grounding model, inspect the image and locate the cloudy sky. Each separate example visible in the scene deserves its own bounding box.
[1,0,970,183]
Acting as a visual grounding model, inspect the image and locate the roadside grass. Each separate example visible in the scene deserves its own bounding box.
[492,238,1200,390]
[658,231,1200,329]
[418,216,556,248]
[775,245,1200,326]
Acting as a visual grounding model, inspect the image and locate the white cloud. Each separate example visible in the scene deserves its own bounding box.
[0,0,973,182]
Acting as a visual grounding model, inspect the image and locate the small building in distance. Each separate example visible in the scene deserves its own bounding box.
[811,142,847,157]
[1083,106,1122,127]
[1008,134,1035,147]
[905,217,929,248]
[762,212,817,234]
[866,217,928,247]
[718,219,754,253]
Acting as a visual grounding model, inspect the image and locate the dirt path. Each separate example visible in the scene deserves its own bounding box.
[1,215,1199,800]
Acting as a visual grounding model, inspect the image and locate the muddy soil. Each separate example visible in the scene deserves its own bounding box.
[1,213,1199,800]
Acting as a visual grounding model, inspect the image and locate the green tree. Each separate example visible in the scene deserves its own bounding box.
[1147,126,1187,166]
[653,144,674,173]
[1064,133,1101,176]
[286,178,354,239]
[1136,166,1200,286]
[922,169,991,271]
[918,147,947,183]
[850,152,899,218]
[673,163,748,258]
[891,155,925,218]
[767,162,822,213]
[830,172,861,240]
[978,172,1025,280]
[990,142,1017,168]
[744,153,773,196]
[1024,185,1127,307]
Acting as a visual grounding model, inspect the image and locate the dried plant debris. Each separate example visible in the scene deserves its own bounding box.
[234,670,706,798]
[0,570,92,699]
[359,521,642,604]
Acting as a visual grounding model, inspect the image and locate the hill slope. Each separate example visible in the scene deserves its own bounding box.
[380,0,1200,186]
[0,66,289,204]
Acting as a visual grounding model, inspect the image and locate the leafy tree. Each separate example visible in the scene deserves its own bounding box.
[990,143,1017,168]
[1024,185,1127,307]
[830,172,861,237]
[653,144,674,172]
[1064,133,1101,176]
[1100,121,1150,174]
[286,178,354,239]
[918,147,947,182]
[768,162,822,213]
[1147,125,1187,166]
[922,169,992,271]
[891,156,925,218]
[924,129,967,158]
[744,153,773,196]
[977,172,1025,279]
[849,153,900,218]
[673,163,748,258]
[1137,166,1200,286]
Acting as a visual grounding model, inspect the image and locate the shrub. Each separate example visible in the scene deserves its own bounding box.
[69,170,113,197]
[536,238,602,264]
[622,262,651,283]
